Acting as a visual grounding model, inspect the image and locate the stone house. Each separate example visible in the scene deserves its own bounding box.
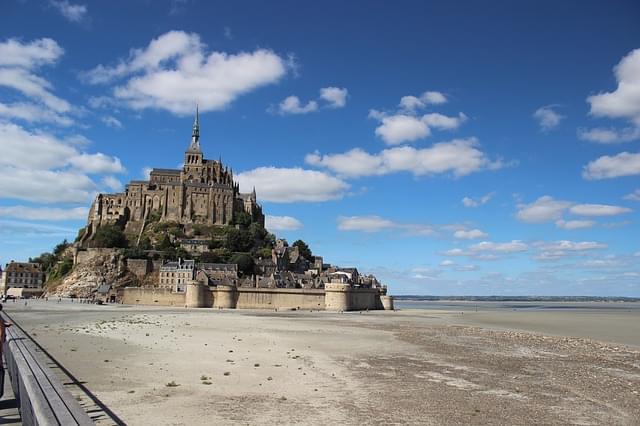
[159,258,195,292]
[2,261,45,297]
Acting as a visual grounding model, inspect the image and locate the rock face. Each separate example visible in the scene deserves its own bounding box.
[46,249,136,298]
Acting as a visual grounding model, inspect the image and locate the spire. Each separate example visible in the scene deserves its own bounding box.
[187,104,202,153]
[192,104,200,143]
[251,186,257,201]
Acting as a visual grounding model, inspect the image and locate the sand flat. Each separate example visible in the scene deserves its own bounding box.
[4,300,640,425]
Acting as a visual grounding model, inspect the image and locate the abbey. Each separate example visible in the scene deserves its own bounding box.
[82,109,264,242]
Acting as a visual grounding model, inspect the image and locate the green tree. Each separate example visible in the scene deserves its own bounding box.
[292,240,312,259]
[234,211,252,228]
[92,225,128,248]
[200,248,231,263]
[53,239,70,257]
[226,228,253,252]
[229,253,254,276]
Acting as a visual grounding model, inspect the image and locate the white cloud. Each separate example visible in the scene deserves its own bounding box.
[101,175,123,191]
[0,205,87,220]
[462,192,494,208]
[0,101,73,126]
[236,167,349,203]
[587,48,640,125]
[68,153,124,174]
[319,87,348,108]
[399,91,447,112]
[0,122,123,203]
[50,1,88,23]
[101,115,122,128]
[0,167,96,203]
[443,248,466,256]
[265,215,303,231]
[375,114,430,145]
[0,38,72,117]
[422,112,467,130]
[421,91,447,105]
[555,219,596,230]
[142,167,153,180]
[516,196,572,223]
[583,152,640,180]
[469,240,528,254]
[533,105,563,130]
[517,195,631,227]
[537,241,607,251]
[0,220,76,237]
[454,229,488,240]
[0,38,63,68]
[83,31,288,115]
[623,189,640,201]
[307,138,504,178]
[578,127,640,144]
[568,204,632,216]
[274,95,318,115]
[337,216,397,233]
[440,260,455,267]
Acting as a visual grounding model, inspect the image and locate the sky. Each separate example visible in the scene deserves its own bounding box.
[1,0,639,296]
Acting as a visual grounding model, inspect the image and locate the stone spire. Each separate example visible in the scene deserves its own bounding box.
[187,104,201,153]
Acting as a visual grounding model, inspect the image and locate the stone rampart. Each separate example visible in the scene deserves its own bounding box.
[126,259,151,280]
[119,285,392,311]
[121,287,185,306]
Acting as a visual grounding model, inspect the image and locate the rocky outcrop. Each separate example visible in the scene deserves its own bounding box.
[46,248,136,298]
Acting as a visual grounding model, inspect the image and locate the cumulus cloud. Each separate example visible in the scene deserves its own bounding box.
[587,48,640,125]
[83,31,288,115]
[236,167,348,203]
[273,86,348,115]
[374,114,430,144]
[462,192,494,208]
[568,204,632,216]
[337,215,486,239]
[274,95,318,115]
[306,138,504,178]
[101,175,123,191]
[516,195,632,228]
[101,115,123,128]
[555,219,596,230]
[370,90,463,144]
[533,105,563,131]
[0,37,63,68]
[398,91,447,112]
[516,196,573,223]
[582,152,640,180]
[578,127,640,144]
[533,240,607,261]
[443,240,528,260]
[265,215,303,231]
[0,122,123,203]
[50,1,88,23]
[0,37,74,125]
[337,216,399,233]
[0,205,87,220]
[319,87,348,108]
[623,189,640,201]
[453,229,488,240]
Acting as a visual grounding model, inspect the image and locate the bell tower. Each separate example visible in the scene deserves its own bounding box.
[185,105,203,166]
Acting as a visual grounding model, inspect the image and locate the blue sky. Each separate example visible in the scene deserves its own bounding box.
[1,0,639,295]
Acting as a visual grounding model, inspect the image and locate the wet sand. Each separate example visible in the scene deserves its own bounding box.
[4,300,640,425]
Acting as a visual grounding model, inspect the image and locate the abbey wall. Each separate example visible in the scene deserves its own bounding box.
[81,109,264,244]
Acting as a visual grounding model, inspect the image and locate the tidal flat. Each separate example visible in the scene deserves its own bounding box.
[5,300,640,425]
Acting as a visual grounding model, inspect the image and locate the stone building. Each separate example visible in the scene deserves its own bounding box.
[81,108,264,244]
[195,263,238,286]
[159,258,195,292]
[1,261,45,297]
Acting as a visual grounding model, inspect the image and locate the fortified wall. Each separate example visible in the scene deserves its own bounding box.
[119,283,394,311]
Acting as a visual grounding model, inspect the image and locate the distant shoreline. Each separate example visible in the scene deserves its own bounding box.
[394,295,640,302]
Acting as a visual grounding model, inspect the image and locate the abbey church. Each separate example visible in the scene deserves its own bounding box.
[82,109,264,242]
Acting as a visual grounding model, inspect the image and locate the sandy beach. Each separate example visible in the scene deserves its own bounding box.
[4,300,640,425]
